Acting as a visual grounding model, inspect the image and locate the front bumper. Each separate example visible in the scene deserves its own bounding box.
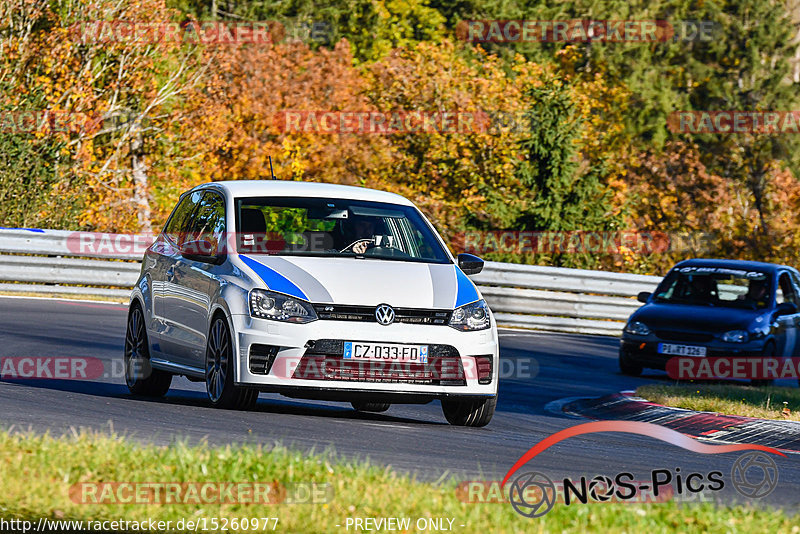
[620,335,768,370]
[229,314,499,399]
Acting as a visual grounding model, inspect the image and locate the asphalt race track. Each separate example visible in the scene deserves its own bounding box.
[1,295,798,509]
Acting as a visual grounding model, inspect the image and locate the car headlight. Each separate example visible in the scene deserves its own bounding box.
[449,299,491,331]
[624,321,651,336]
[721,330,749,343]
[249,289,317,323]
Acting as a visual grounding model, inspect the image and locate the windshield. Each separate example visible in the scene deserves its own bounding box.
[234,196,451,264]
[653,267,772,309]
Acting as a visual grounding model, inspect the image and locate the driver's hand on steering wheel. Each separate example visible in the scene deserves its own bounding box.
[340,238,373,254]
[352,239,371,254]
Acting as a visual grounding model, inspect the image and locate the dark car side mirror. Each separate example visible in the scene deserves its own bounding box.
[180,240,224,264]
[775,301,798,316]
[637,291,651,304]
[458,253,484,275]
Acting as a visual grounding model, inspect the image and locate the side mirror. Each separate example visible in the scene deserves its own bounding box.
[457,253,484,275]
[637,291,652,304]
[180,240,223,264]
[775,302,798,316]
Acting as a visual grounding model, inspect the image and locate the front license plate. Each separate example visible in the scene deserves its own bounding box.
[657,343,707,357]
[343,342,428,363]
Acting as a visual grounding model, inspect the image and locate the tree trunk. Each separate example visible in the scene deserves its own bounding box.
[130,118,152,234]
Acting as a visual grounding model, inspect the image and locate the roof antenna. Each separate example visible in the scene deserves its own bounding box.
[268,155,276,180]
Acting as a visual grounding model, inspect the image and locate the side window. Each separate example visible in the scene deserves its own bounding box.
[186,192,226,253]
[788,272,800,307]
[163,191,203,244]
[777,273,799,306]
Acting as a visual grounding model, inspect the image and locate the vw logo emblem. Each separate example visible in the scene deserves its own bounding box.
[375,304,395,326]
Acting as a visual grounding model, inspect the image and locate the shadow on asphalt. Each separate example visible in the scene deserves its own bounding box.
[6,330,728,425]
[0,377,446,426]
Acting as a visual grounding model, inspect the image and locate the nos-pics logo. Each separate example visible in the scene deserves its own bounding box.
[502,421,782,518]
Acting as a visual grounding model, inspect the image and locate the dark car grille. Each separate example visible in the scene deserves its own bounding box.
[654,330,714,343]
[312,304,451,325]
[292,339,466,385]
[249,344,279,375]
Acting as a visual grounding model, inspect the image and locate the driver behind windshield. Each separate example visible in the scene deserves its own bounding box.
[673,274,718,304]
[341,215,381,254]
[689,275,716,300]
[739,277,769,308]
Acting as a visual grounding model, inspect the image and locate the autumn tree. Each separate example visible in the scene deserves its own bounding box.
[0,0,207,232]
[363,41,537,237]
[175,0,447,62]
[181,39,384,185]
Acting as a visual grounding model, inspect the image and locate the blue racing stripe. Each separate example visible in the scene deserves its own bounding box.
[239,255,309,300]
[454,266,480,308]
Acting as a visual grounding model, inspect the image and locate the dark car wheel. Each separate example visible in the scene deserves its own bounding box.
[751,341,776,387]
[619,347,643,377]
[124,304,172,397]
[351,401,391,413]
[441,396,496,427]
[206,315,259,410]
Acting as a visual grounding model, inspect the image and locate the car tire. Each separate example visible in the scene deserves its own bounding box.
[441,396,496,427]
[619,348,643,377]
[124,303,172,397]
[206,315,259,410]
[351,401,391,413]
[751,341,776,387]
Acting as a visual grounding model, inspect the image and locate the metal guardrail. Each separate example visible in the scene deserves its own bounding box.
[0,228,661,335]
[474,263,660,335]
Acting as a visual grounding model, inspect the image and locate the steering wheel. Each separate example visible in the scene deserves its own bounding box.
[340,239,373,253]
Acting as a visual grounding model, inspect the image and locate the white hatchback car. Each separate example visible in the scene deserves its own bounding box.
[125,181,499,426]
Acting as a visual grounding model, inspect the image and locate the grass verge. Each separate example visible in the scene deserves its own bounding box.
[636,384,800,422]
[0,429,797,533]
[0,291,127,304]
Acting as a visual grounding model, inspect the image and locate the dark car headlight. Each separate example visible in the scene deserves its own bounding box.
[249,289,317,323]
[721,330,749,343]
[449,300,490,331]
[624,321,651,336]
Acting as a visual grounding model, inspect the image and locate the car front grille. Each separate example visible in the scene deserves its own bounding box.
[292,339,466,385]
[312,304,451,325]
[654,330,714,343]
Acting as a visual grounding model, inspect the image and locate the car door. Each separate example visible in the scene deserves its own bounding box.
[150,190,204,359]
[162,190,225,367]
[774,271,800,357]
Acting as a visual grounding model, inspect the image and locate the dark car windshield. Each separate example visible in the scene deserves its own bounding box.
[653,267,772,309]
[234,196,451,264]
